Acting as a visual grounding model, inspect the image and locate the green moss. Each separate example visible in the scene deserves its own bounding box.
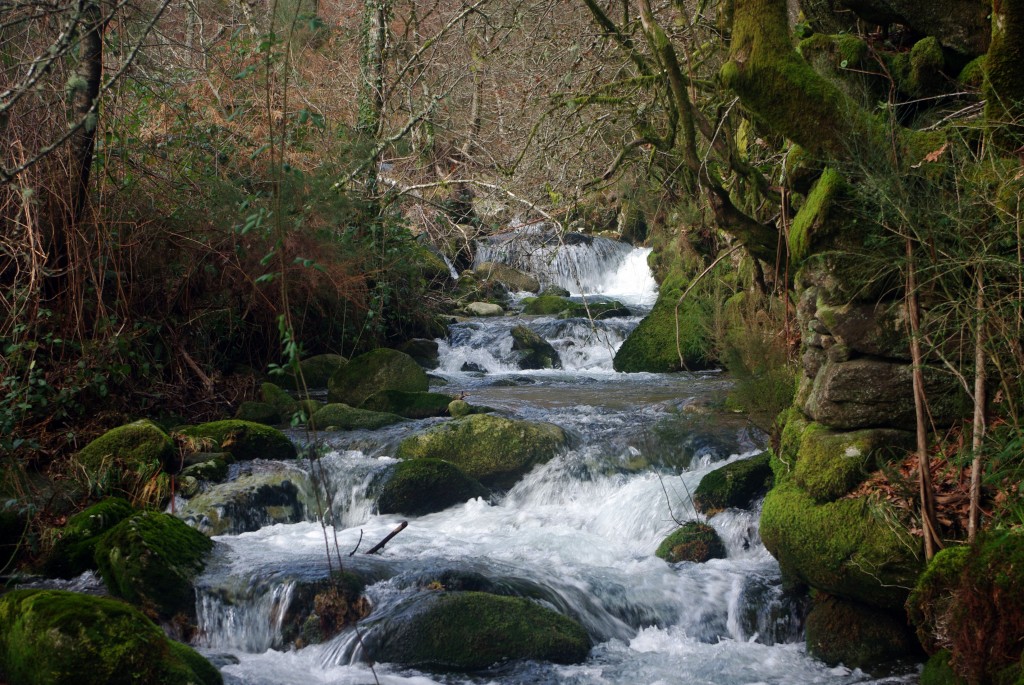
[377,459,489,516]
[789,167,843,263]
[793,423,913,503]
[907,545,970,653]
[233,401,281,425]
[177,420,296,461]
[958,55,986,88]
[327,348,428,406]
[797,33,869,70]
[44,498,135,579]
[77,420,174,501]
[448,399,471,418]
[921,650,965,685]
[0,589,221,685]
[373,591,589,671]
[693,454,772,514]
[613,282,713,372]
[308,403,405,430]
[260,382,294,411]
[760,479,922,610]
[94,511,213,619]
[984,0,1024,147]
[179,457,229,483]
[395,414,568,488]
[522,295,575,315]
[805,594,920,674]
[774,407,810,482]
[655,521,726,563]
[361,390,454,419]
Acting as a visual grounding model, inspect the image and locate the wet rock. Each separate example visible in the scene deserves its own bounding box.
[361,390,454,419]
[613,286,713,372]
[397,338,441,369]
[377,459,489,516]
[448,399,472,418]
[464,301,505,317]
[396,414,568,488]
[327,348,428,406]
[179,456,230,483]
[281,572,370,648]
[277,353,348,390]
[0,589,222,685]
[43,497,135,579]
[308,403,405,430]
[474,262,541,293]
[510,325,561,370]
[94,511,213,619]
[655,521,727,563]
[805,594,921,675]
[177,420,296,461]
[542,285,571,297]
[693,453,773,515]
[176,469,314,536]
[233,401,280,425]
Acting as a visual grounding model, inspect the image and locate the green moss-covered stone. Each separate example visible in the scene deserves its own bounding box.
[233,401,281,425]
[261,382,294,411]
[44,498,135,579]
[693,453,773,514]
[792,423,913,503]
[377,459,489,516]
[361,390,454,419]
[94,511,213,619]
[805,594,921,674]
[395,414,568,488]
[177,420,296,461]
[176,470,313,535]
[892,37,946,97]
[327,349,428,406]
[521,295,576,315]
[372,592,590,671]
[790,167,844,263]
[397,339,441,369]
[510,325,561,370]
[760,479,922,610]
[920,650,965,685]
[613,282,712,372]
[277,353,348,390]
[957,55,985,88]
[907,545,969,654]
[448,399,471,418]
[77,420,174,500]
[521,296,627,320]
[0,589,221,685]
[308,403,405,430]
[474,262,540,293]
[655,521,727,563]
[179,457,229,483]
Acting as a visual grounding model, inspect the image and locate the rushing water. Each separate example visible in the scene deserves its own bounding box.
[191,237,916,685]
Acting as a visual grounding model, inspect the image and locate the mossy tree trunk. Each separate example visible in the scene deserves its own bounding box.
[985,0,1024,144]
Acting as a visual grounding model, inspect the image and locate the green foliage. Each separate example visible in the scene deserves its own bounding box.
[655,521,726,563]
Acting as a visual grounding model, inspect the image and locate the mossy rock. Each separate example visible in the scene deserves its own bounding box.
[260,382,294,411]
[327,349,428,406]
[655,521,726,563]
[510,325,561,370]
[281,572,370,648]
[308,403,405,431]
[613,283,713,372]
[361,390,454,419]
[474,262,540,293]
[177,420,296,461]
[179,457,230,483]
[448,399,472,418]
[397,338,441,369]
[395,414,568,488]
[0,589,221,685]
[94,511,213,619]
[693,453,773,515]
[957,55,985,88]
[521,296,626,320]
[233,401,281,425]
[907,545,970,653]
[521,295,575,315]
[920,650,966,685]
[77,420,175,499]
[759,479,922,610]
[277,353,348,390]
[176,470,313,536]
[377,459,489,516]
[805,594,921,675]
[370,591,590,671]
[44,498,135,579]
[792,423,914,503]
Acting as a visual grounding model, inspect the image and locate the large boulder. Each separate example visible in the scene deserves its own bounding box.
[277,353,348,390]
[369,592,590,671]
[327,349,428,406]
[377,459,489,516]
[655,521,727,563]
[233,401,280,425]
[395,414,568,488]
[94,511,213,619]
[0,589,221,685]
[176,469,314,536]
[77,420,174,501]
[510,325,561,370]
[361,390,454,419]
[805,593,921,674]
[693,453,773,515]
[308,403,405,431]
[44,497,135,579]
[177,420,296,461]
[396,339,441,369]
[613,285,713,372]
[474,262,540,293]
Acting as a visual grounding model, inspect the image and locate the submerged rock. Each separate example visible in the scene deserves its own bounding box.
[308,403,405,430]
[474,262,541,293]
[177,420,296,461]
[377,459,489,516]
[176,469,314,535]
[655,521,727,563]
[94,511,213,619]
[0,589,221,685]
[693,453,773,515]
[361,390,454,419]
[395,414,568,488]
[369,591,590,671]
[327,349,428,406]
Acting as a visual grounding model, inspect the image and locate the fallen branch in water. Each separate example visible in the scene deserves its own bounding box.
[366,521,408,555]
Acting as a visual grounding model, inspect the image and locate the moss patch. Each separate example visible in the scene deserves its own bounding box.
[44,497,135,579]
[793,423,913,503]
[361,390,454,419]
[94,511,213,619]
[327,348,428,406]
[613,282,713,372]
[177,420,296,461]
[234,401,281,425]
[0,589,221,685]
[395,414,567,489]
[907,545,970,654]
[805,593,921,674]
[655,521,726,563]
[789,167,844,263]
[377,459,488,516]
[372,591,589,671]
[920,650,965,685]
[693,453,772,514]
[76,420,174,502]
[308,403,405,430]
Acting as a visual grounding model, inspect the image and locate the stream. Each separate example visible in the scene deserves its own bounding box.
[191,233,918,685]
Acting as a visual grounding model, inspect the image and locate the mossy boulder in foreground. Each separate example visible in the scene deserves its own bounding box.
[371,591,590,671]
[655,521,726,563]
[94,511,213,619]
[44,497,135,579]
[613,284,712,372]
[361,390,454,419]
[395,414,568,488]
[0,589,221,685]
[308,403,405,431]
[693,453,773,515]
[805,593,921,675]
[328,348,428,406]
[177,420,296,461]
[377,459,489,516]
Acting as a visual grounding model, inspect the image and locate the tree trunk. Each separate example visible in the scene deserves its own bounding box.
[968,268,986,541]
[358,0,388,193]
[69,0,103,228]
[984,0,1024,145]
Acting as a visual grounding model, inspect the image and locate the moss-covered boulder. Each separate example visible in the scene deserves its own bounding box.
[177,420,296,461]
[522,295,575,315]
[176,469,314,536]
[510,325,561,370]
[0,589,221,685]
[233,401,281,425]
[474,262,541,293]
[44,498,135,579]
[655,521,726,563]
[361,390,454,419]
[370,591,590,671]
[94,511,213,619]
[805,593,921,674]
[920,650,965,685]
[613,283,712,372]
[277,353,348,390]
[521,296,627,319]
[759,479,922,610]
[789,167,844,264]
[397,338,441,369]
[77,420,175,500]
[178,452,231,483]
[448,399,472,418]
[693,453,773,515]
[327,349,428,406]
[377,459,489,516]
[395,414,568,488]
[907,545,970,654]
[308,403,405,431]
